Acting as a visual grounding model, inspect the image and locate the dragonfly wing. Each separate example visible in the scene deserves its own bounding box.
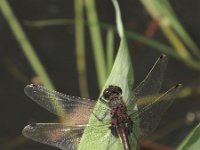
[22,123,86,150]
[134,54,168,102]
[131,84,182,138]
[24,84,96,124]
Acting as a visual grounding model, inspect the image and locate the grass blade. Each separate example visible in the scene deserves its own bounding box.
[177,124,200,150]
[140,0,200,59]
[74,0,89,98]
[0,0,54,89]
[0,0,66,119]
[85,0,107,89]
[78,0,135,149]
[106,28,114,74]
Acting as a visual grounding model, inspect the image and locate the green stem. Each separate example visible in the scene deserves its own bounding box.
[106,28,114,73]
[85,0,107,89]
[74,0,89,98]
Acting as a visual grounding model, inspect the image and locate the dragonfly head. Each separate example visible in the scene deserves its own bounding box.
[102,85,122,100]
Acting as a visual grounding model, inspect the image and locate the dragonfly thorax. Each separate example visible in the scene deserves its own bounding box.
[111,104,130,124]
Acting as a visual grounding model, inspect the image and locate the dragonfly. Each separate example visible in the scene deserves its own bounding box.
[22,54,182,150]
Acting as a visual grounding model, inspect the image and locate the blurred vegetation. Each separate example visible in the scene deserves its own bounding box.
[1,0,200,149]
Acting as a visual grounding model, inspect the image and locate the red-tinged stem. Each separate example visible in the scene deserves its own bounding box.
[132,19,159,49]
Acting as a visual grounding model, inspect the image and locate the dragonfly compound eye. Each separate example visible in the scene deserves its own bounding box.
[103,90,112,99]
[103,85,123,99]
[116,86,122,94]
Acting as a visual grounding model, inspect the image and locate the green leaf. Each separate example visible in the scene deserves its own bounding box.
[177,124,200,150]
[78,0,135,149]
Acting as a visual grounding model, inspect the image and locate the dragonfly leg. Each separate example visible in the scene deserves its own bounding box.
[100,96,109,105]
[92,110,108,121]
[91,96,110,121]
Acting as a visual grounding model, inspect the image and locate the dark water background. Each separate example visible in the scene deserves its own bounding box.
[1,0,200,149]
